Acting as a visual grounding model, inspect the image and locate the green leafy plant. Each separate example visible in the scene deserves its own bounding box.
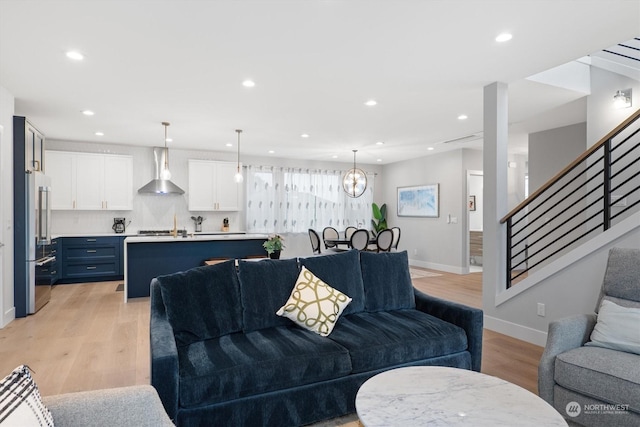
[371,202,387,236]
[263,234,285,254]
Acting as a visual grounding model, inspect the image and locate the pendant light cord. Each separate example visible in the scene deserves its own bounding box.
[236,129,242,173]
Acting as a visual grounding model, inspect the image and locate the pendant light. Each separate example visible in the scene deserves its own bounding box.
[160,122,172,180]
[342,149,367,198]
[234,129,244,183]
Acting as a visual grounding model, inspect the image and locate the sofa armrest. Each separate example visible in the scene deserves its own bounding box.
[43,385,173,427]
[150,278,180,421]
[538,313,596,404]
[414,289,483,372]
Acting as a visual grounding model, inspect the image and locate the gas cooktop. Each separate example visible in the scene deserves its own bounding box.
[138,230,186,236]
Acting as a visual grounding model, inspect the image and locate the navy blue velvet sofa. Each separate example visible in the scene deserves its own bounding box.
[150,249,483,427]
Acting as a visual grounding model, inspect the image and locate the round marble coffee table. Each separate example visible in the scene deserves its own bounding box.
[355,366,567,426]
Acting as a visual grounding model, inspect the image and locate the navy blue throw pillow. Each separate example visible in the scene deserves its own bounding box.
[360,250,415,312]
[157,260,243,347]
[300,250,365,315]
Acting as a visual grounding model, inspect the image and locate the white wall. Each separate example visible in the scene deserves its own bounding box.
[587,66,640,147]
[380,148,482,273]
[0,85,15,328]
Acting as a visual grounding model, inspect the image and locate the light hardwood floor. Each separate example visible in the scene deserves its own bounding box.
[0,269,543,401]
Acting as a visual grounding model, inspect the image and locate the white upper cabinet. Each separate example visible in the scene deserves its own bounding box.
[188,160,240,211]
[46,150,133,210]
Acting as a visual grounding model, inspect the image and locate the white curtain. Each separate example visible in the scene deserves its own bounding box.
[245,165,374,234]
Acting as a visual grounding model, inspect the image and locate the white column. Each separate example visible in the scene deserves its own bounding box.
[482,82,509,310]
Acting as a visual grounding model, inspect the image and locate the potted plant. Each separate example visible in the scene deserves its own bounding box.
[263,235,285,259]
[371,202,388,236]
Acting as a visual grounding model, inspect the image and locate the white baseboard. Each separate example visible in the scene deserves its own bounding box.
[2,307,15,329]
[409,259,466,275]
[484,315,548,347]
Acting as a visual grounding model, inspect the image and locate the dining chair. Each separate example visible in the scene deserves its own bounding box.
[345,226,357,241]
[391,227,401,251]
[308,229,321,255]
[322,226,340,249]
[375,229,394,252]
[350,229,370,251]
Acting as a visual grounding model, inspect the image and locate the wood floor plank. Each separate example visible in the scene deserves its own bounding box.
[0,270,543,401]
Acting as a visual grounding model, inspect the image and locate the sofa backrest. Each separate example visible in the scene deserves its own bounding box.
[156,260,243,347]
[237,258,301,332]
[299,249,365,316]
[360,250,415,312]
[597,247,640,310]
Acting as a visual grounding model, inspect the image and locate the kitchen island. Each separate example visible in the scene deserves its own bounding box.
[124,233,269,301]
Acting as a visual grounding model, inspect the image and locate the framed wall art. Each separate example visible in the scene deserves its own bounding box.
[468,195,476,211]
[397,184,439,217]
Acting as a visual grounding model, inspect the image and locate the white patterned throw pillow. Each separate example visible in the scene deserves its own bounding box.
[276,266,352,336]
[0,365,54,426]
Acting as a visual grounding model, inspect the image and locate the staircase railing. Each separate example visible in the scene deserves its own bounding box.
[501,109,640,288]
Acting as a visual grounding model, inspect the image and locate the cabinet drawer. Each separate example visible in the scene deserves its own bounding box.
[65,246,117,260]
[64,262,118,278]
[62,236,120,246]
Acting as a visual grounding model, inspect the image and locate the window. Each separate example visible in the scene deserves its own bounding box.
[245,166,374,233]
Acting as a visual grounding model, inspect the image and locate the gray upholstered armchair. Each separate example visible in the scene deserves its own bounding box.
[538,247,640,427]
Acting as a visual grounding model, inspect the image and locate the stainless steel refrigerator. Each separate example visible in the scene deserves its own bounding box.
[25,171,53,314]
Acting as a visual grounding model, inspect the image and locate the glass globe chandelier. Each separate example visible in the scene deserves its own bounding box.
[342,149,367,198]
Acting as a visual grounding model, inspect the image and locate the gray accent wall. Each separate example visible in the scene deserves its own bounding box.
[528,122,586,192]
[380,147,482,273]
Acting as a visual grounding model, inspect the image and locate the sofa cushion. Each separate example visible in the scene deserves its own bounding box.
[555,346,640,414]
[327,310,468,373]
[299,249,365,315]
[238,258,300,332]
[360,250,415,312]
[157,260,242,347]
[276,266,352,336]
[177,326,352,408]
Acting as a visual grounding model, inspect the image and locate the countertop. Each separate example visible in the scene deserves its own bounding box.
[52,231,248,239]
[124,233,268,243]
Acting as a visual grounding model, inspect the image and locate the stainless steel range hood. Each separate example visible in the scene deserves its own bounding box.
[137,147,185,195]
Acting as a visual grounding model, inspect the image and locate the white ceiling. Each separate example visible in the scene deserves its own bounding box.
[1,0,638,165]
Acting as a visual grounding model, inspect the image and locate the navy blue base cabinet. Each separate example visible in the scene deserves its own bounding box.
[58,236,125,283]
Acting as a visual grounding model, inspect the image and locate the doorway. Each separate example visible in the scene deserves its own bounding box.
[467,171,483,273]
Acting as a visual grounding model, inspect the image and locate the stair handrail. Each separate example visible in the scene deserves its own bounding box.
[501,108,640,225]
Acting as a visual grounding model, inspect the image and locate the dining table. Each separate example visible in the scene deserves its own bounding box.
[324,232,376,249]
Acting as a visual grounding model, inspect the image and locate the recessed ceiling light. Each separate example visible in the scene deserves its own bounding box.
[268,150,275,154]
[375,141,384,145]
[82,110,94,116]
[300,133,310,138]
[242,80,255,87]
[458,114,468,120]
[376,158,382,162]
[364,100,377,106]
[66,51,84,61]
[332,155,338,159]
[95,131,104,136]
[427,147,435,151]
[495,33,512,42]
[225,143,233,147]
[165,138,173,142]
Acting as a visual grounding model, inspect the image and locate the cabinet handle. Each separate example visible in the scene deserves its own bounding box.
[73,200,76,209]
[86,239,97,242]
[86,250,97,253]
[86,266,97,270]
[105,201,108,209]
